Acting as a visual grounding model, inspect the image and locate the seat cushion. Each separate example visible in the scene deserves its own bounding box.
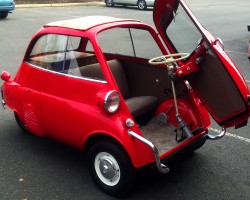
[125,96,158,118]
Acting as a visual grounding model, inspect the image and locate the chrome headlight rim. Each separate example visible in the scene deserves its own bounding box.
[104,90,120,113]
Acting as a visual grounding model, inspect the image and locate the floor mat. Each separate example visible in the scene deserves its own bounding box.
[140,117,179,155]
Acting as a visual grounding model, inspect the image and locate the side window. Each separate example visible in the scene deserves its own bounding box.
[29,34,68,71]
[97,27,163,59]
[27,34,105,81]
[66,39,105,81]
[98,28,135,57]
[130,28,163,59]
[165,5,202,54]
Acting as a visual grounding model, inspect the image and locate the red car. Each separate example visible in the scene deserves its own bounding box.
[1,0,250,196]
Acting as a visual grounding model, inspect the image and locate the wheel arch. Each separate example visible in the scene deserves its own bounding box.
[84,133,130,158]
[83,130,156,169]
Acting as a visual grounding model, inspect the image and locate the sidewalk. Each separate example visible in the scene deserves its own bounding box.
[16,1,104,8]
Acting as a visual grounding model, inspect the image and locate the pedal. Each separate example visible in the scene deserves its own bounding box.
[155,113,168,125]
[175,128,186,142]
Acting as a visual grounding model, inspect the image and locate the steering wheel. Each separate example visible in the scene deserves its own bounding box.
[148,53,190,65]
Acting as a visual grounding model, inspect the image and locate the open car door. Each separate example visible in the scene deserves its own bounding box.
[153,0,250,128]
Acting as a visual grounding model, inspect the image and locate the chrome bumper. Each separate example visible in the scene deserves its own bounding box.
[1,85,6,109]
[1,99,5,109]
[206,127,226,140]
[128,127,226,173]
[0,5,15,11]
[128,130,170,174]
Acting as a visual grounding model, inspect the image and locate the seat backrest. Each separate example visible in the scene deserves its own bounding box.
[79,62,105,81]
[107,59,129,99]
[79,59,129,99]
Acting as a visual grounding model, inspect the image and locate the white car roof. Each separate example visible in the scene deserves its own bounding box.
[45,16,140,30]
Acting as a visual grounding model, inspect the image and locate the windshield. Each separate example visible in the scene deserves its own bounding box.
[165,3,202,54]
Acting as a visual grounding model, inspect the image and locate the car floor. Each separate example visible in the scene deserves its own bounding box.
[140,117,179,155]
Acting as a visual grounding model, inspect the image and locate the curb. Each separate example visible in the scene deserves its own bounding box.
[16,1,105,8]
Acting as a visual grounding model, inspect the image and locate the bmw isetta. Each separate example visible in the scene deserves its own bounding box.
[1,0,250,196]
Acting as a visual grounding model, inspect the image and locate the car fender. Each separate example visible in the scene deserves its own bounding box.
[82,115,156,168]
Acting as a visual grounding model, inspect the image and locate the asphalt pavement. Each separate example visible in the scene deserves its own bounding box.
[15,1,104,8]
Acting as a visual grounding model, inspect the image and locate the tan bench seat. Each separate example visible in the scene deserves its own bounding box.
[80,59,158,118]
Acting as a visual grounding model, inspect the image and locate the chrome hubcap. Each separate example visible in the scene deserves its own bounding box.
[99,159,116,179]
[95,152,120,186]
[106,0,113,6]
[138,1,145,9]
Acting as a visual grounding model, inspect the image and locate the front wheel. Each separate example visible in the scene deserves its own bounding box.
[88,140,136,196]
[137,0,147,10]
[105,0,114,7]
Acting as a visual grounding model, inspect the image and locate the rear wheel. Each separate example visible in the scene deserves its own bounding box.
[14,112,30,134]
[0,12,8,19]
[191,139,206,151]
[88,140,136,196]
[105,0,114,7]
[137,0,147,10]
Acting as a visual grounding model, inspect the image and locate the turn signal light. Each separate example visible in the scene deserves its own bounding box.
[1,71,10,82]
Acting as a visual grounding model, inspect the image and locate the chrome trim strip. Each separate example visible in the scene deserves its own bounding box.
[1,86,6,109]
[1,99,6,109]
[128,130,170,174]
[0,6,15,9]
[25,62,108,84]
[213,38,224,50]
[207,127,226,140]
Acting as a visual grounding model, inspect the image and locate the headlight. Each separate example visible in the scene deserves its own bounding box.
[104,90,120,113]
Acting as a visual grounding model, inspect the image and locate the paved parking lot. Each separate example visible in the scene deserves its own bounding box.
[0,1,250,199]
